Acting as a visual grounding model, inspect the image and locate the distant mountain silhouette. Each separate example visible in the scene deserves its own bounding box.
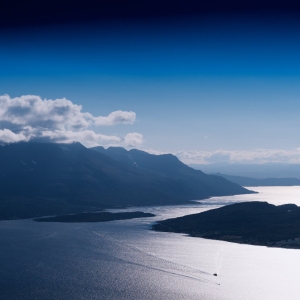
[190,162,300,179]
[0,143,252,220]
[212,173,300,186]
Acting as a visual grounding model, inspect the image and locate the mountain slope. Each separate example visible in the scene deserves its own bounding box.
[92,146,252,197]
[0,143,252,220]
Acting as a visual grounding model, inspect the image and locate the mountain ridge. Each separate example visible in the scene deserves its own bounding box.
[0,142,252,220]
[190,162,300,179]
[212,173,300,186]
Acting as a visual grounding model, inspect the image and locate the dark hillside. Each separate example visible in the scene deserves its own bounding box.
[92,146,252,197]
[153,201,300,248]
[0,143,252,220]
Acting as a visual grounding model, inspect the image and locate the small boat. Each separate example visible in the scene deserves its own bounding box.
[213,273,218,276]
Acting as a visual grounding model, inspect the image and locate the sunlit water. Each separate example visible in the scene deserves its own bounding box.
[1,186,300,299]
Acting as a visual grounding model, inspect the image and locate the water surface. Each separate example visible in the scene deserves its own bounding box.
[1,187,300,300]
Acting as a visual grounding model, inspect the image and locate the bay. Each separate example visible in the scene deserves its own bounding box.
[1,186,300,299]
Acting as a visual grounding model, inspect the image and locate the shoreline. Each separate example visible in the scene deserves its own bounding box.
[152,201,300,250]
[34,211,156,223]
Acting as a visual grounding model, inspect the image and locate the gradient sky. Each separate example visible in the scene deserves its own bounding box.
[1,13,300,164]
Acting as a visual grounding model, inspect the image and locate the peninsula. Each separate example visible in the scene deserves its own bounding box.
[35,211,155,223]
[152,202,300,249]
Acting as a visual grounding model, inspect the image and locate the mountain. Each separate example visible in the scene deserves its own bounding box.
[92,146,253,196]
[190,163,300,179]
[153,201,300,249]
[212,173,300,186]
[0,143,252,220]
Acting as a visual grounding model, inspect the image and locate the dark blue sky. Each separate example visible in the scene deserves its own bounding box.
[1,13,300,163]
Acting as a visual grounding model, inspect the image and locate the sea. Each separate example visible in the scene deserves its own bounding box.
[1,186,300,300]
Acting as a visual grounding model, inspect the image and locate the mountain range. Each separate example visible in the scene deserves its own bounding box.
[190,163,300,179]
[0,143,252,220]
[212,173,300,187]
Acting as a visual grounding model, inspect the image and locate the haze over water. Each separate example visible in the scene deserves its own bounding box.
[1,186,300,300]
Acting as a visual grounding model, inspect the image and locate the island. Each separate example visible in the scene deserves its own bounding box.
[34,211,155,223]
[152,202,300,249]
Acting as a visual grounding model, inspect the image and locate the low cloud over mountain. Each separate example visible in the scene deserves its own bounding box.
[0,95,142,147]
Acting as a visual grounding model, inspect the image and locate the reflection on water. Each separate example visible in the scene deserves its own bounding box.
[203,186,300,206]
[0,187,300,300]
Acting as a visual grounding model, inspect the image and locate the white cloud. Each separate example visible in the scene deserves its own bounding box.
[123,132,143,147]
[143,148,169,155]
[175,148,300,165]
[0,95,142,147]
[39,129,122,148]
[0,128,31,144]
[94,110,136,126]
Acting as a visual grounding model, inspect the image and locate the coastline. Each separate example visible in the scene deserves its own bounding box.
[152,201,300,250]
[34,211,155,223]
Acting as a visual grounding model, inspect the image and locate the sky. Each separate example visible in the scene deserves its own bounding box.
[1,6,300,165]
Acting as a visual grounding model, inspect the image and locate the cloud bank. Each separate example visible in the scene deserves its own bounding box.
[175,148,300,165]
[0,95,142,147]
